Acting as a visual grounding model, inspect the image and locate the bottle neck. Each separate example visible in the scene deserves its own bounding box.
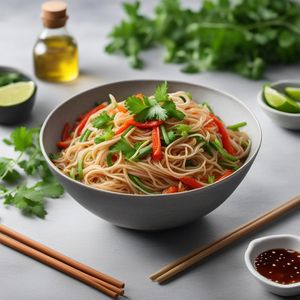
[40,26,69,39]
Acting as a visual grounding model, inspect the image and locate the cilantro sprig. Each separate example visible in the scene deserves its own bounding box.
[125,82,185,122]
[0,127,64,218]
[106,0,300,79]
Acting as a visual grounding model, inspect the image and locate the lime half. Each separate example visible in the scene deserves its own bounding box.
[0,81,35,107]
[264,86,300,113]
[285,87,300,102]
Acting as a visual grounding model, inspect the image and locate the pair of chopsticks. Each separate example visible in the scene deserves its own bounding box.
[150,195,300,283]
[0,224,125,298]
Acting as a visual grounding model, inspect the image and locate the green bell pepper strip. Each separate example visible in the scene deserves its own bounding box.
[227,122,247,131]
[128,174,154,194]
[160,124,170,145]
[77,159,84,180]
[79,129,92,142]
[210,139,238,162]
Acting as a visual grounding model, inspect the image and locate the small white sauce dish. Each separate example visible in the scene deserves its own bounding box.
[257,80,300,130]
[244,234,300,297]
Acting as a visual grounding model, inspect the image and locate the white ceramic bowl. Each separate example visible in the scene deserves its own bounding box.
[257,80,300,130]
[41,80,262,231]
[245,234,300,297]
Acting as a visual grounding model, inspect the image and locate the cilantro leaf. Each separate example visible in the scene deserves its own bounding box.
[173,124,192,137]
[109,138,136,159]
[154,81,169,102]
[162,101,185,120]
[143,104,168,121]
[94,128,115,144]
[0,126,65,218]
[125,95,149,114]
[10,127,33,152]
[92,112,113,129]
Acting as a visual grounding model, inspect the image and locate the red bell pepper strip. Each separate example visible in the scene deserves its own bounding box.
[57,139,72,149]
[216,169,234,181]
[180,176,204,189]
[162,186,178,194]
[115,119,164,135]
[61,122,71,141]
[152,126,162,161]
[76,103,106,136]
[210,113,235,155]
[134,120,163,128]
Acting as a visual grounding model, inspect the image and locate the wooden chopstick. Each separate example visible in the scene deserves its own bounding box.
[0,224,124,288]
[0,233,120,298]
[150,195,300,283]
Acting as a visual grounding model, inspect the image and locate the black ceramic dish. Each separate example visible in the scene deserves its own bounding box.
[0,66,37,125]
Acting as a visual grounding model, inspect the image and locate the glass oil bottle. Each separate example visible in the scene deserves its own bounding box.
[33,1,78,82]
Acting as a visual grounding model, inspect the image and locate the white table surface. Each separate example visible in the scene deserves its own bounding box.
[0,1,300,299]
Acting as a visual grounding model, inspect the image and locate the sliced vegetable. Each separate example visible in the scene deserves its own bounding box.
[210,139,238,162]
[69,168,76,179]
[121,125,135,137]
[227,122,247,131]
[61,123,71,141]
[94,128,114,144]
[109,138,136,159]
[180,176,204,189]
[115,119,135,135]
[106,153,113,167]
[77,159,84,180]
[160,124,170,145]
[202,102,214,114]
[57,139,71,149]
[162,186,178,194]
[217,169,234,181]
[134,120,163,128]
[207,175,215,184]
[172,124,191,137]
[76,103,106,136]
[135,144,152,160]
[128,174,153,194]
[210,113,235,155]
[79,129,92,142]
[152,126,162,161]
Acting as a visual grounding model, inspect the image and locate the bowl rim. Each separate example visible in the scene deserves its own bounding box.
[40,79,262,198]
[0,65,37,108]
[257,79,300,117]
[244,234,300,289]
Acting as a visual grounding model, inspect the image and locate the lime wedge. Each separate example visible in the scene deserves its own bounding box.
[285,87,300,102]
[264,86,300,113]
[0,81,35,107]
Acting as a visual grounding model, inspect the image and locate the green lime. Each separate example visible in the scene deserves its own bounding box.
[284,87,300,102]
[0,81,35,107]
[264,86,300,113]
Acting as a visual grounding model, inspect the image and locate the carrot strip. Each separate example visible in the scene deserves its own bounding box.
[115,119,135,135]
[216,169,234,181]
[180,177,204,189]
[152,126,162,161]
[210,113,235,155]
[163,186,178,194]
[117,104,127,113]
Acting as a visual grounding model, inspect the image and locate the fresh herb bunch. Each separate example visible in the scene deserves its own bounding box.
[106,0,300,79]
[0,127,64,218]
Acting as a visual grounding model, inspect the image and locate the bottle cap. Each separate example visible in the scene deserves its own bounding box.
[41,1,68,29]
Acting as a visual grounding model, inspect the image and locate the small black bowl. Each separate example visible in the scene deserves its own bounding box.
[0,66,37,125]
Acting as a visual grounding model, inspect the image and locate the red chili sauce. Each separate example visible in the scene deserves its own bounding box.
[254,248,300,285]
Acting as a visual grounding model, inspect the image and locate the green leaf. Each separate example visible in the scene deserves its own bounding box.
[34,181,64,198]
[162,101,185,120]
[94,128,115,144]
[145,104,168,121]
[125,95,149,114]
[154,81,169,102]
[92,112,113,129]
[173,124,192,137]
[10,127,33,152]
[109,138,136,159]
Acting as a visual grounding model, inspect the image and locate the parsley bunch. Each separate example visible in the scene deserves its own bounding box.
[106,0,300,79]
[0,127,64,218]
[124,82,185,121]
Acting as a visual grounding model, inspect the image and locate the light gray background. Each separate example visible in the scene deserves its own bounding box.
[0,1,299,299]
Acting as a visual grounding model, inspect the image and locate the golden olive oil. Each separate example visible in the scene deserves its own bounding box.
[33,1,79,82]
[34,35,78,82]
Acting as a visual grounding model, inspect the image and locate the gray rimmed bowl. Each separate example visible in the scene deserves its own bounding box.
[40,80,262,231]
[258,80,300,130]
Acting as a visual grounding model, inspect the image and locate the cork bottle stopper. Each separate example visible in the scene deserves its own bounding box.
[41,1,68,29]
